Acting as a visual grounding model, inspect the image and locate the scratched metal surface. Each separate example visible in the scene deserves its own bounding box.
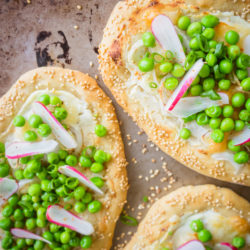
[0,0,249,249]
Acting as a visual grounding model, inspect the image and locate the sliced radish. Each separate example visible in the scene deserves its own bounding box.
[166,59,204,112]
[33,102,77,149]
[58,165,103,195]
[46,205,94,235]
[232,126,250,146]
[5,140,58,159]
[151,14,186,65]
[214,242,237,250]
[177,239,205,250]
[11,228,52,244]
[0,178,18,206]
[171,93,229,117]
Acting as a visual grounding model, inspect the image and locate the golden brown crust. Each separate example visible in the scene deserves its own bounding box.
[99,0,250,185]
[125,185,250,249]
[0,67,128,250]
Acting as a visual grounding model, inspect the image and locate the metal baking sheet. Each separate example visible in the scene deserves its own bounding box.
[0,1,249,249]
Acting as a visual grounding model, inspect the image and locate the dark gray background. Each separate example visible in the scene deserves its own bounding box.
[0,0,249,248]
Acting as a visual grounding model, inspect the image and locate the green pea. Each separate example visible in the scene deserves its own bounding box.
[0,218,12,230]
[236,54,250,69]
[65,154,78,166]
[201,15,219,28]
[26,218,36,230]
[227,45,240,60]
[95,124,107,137]
[138,57,154,72]
[234,151,249,164]
[60,231,70,244]
[232,93,245,108]
[24,130,37,141]
[14,169,24,180]
[36,217,46,227]
[38,94,50,105]
[69,237,80,247]
[79,155,92,167]
[58,149,68,160]
[191,76,200,86]
[189,37,199,50]
[82,146,96,158]
[222,105,234,118]
[41,179,52,192]
[199,64,210,78]
[90,162,104,173]
[220,118,234,132]
[202,78,215,91]
[20,156,30,164]
[34,240,45,250]
[211,129,224,143]
[236,69,248,81]
[82,192,92,204]
[7,196,18,210]
[54,231,61,242]
[205,53,217,67]
[177,16,191,30]
[54,107,68,120]
[1,236,13,249]
[187,22,202,37]
[245,98,250,111]
[0,163,10,177]
[219,59,233,74]
[74,186,86,200]
[28,183,42,196]
[235,120,245,131]
[94,150,109,163]
[171,64,185,78]
[232,236,245,248]
[37,123,51,137]
[23,208,35,218]
[14,220,24,228]
[159,62,173,73]
[208,40,217,48]
[47,152,59,164]
[13,115,25,127]
[239,109,250,122]
[179,128,191,140]
[209,118,221,129]
[43,231,54,242]
[37,207,46,219]
[228,140,241,152]
[0,142,5,154]
[190,84,203,96]
[28,114,43,128]
[205,106,221,118]
[36,168,47,180]
[164,77,179,90]
[88,200,102,213]
[74,201,86,213]
[2,205,14,217]
[241,77,250,91]
[202,28,215,40]
[16,238,26,248]
[26,238,34,245]
[190,219,204,232]
[196,112,209,125]
[91,176,104,188]
[218,79,231,90]
[80,235,92,248]
[13,208,24,221]
[198,229,212,242]
[225,30,239,45]
[27,159,42,174]
[50,223,61,233]
[50,96,62,106]
[142,32,155,47]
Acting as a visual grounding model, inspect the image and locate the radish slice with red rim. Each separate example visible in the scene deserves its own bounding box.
[166,59,204,112]
[177,240,205,250]
[11,228,52,244]
[151,14,186,65]
[5,140,58,159]
[33,102,77,149]
[170,93,229,118]
[214,242,237,250]
[232,126,250,146]
[58,165,103,195]
[0,178,18,206]
[46,205,94,235]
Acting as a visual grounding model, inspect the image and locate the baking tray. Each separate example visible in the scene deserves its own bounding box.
[0,1,249,249]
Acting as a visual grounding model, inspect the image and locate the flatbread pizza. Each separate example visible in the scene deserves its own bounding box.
[99,0,250,185]
[0,67,128,249]
[125,185,250,250]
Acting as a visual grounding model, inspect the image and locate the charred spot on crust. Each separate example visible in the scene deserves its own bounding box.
[109,40,121,64]
[148,0,159,7]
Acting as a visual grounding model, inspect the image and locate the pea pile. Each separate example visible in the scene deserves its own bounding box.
[138,14,250,164]
[0,94,111,249]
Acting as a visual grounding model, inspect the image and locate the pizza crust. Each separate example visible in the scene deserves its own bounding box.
[124,184,250,249]
[99,0,250,185]
[0,67,128,250]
